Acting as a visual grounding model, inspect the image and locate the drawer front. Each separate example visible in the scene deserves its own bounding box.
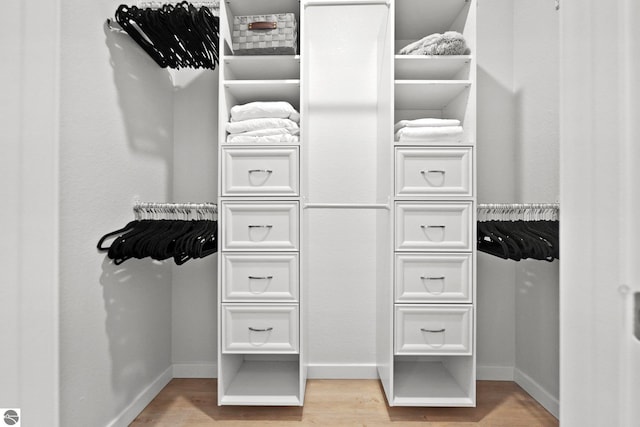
[222,202,299,251]
[395,147,472,197]
[395,202,472,251]
[222,253,299,302]
[395,305,472,355]
[222,147,299,196]
[395,253,472,303]
[222,304,299,353]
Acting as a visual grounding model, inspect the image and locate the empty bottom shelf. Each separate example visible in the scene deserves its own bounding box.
[393,360,474,406]
[221,360,301,406]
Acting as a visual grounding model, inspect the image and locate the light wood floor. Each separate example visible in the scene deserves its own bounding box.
[131,379,558,426]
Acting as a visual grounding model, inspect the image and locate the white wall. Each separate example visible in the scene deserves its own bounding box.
[476,3,560,416]
[513,0,560,414]
[475,0,517,379]
[171,70,219,377]
[59,1,174,425]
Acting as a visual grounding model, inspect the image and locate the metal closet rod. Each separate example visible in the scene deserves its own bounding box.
[134,201,218,213]
[303,202,390,210]
[477,203,559,210]
[137,1,219,8]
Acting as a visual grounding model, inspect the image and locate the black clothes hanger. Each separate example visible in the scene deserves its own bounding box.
[114,2,219,70]
[477,219,559,261]
[98,217,218,265]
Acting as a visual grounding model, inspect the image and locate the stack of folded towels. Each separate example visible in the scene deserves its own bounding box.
[226,101,300,143]
[399,31,470,56]
[394,118,463,143]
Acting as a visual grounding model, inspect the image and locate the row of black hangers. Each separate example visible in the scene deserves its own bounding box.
[114,2,219,69]
[97,216,217,265]
[477,220,559,261]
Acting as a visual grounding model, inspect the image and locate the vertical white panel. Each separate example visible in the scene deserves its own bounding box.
[306,210,378,367]
[303,4,389,204]
[621,0,640,424]
[303,3,389,373]
[560,0,640,425]
[3,0,61,425]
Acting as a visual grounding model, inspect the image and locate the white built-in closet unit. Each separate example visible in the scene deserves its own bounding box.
[217,0,475,407]
[217,0,305,406]
[379,0,476,406]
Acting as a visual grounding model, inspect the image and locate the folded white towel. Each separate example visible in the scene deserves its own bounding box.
[226,134,300,144]
[394,118,461,133]
[230,101,300,123]
[226,118,299,134]
[233,127,300,137]
[395,126,464,142]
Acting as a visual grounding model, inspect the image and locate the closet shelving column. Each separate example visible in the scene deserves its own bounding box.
[381,0,477,406]
[217,0,305,406]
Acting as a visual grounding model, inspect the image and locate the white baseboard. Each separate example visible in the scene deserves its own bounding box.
[107,365,173,427]
[514,368,559,419]
[477,365,515,381]
[307,363,379,379]
[173,363,217,378]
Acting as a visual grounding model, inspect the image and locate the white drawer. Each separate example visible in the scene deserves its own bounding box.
[395,253,472,303]
[395,147,472,197]
[222,253,299,302]
[395,202,472,251]
[395,305,472,355]
[222,202,299,251]
[222,304,299,353]
[222,147,299,196]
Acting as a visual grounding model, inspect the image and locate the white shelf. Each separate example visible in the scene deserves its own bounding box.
[224,80,301,107]
[224,56,301,80]
[221,360,301,406]
[395,0,470,42]
[393,360,474,406]
[394,81,470,110]
[226,0,300,17]
[395,55,471,80]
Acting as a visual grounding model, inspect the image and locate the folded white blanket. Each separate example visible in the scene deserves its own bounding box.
[226,118,299,134]
[395,126,464,142]
[394,118,461,133]
[230,101,300,123]
[399,31,470,56]
[226,134,300,144]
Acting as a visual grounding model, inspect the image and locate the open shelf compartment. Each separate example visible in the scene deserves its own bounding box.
[395,55,471,80]
[223,81,301,111]
[392,356,475,406]
[219,354,302,406]
[224,55,301,81]
[395,0,472,53]
[394,81,470,111]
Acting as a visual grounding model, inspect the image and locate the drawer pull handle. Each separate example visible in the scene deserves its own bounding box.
[248,169,273,174]
[248,275,273,280]
[421,225,445,229]
[421,328,446,333]
[420,170,445,175]
[248,225,273,228]
[420,276,445,280]
[248,327,273,332]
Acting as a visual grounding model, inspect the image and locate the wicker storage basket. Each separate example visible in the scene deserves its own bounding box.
[232,13,297,55]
